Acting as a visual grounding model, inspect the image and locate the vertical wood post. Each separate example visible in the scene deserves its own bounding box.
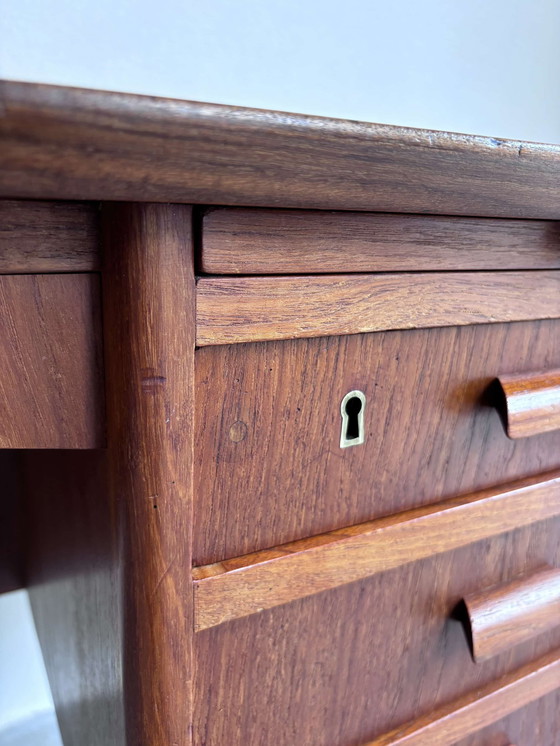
[102,203,195,745]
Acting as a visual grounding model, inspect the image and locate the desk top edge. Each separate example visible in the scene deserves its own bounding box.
[2,79,560,219]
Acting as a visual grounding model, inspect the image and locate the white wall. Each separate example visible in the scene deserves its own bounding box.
[0,591,61,744]
[1,0,560,143]
[0,0,559,741]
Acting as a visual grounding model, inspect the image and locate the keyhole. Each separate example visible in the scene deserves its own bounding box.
[340,390,366,448]
[345,396,362,440]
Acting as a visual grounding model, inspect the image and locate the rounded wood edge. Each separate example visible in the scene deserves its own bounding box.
[193,471,560,631]
[461,565,560,663]
[3,80,560,217]
[495,369,560,439]
[365,650,560,745]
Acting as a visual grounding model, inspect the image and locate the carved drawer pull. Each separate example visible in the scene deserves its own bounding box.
[461,565,560,662]
[496,369,560,438]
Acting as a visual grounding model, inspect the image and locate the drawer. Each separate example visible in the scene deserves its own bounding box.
[0,273,104,448]
[0,200,104,448]
[200,208,560,274]
[194,319,560,565]
[455,690,560,746]
[193,518,560,746]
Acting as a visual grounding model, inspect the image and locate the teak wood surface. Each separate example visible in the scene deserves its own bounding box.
[366,650,560,746]
[3,80,560,218]
[462,565,560,662]
[0,199,100,272]
[194,517,560,745]
[196,271,560,345]
[102,203,195,746]
[0,273,104,448]
[202,208,560,274]
[193,472,560,630]
[25,204,197,746]
[194,320,560,564]
[5,79,560,746]
[497,368,560,439]
[453,690,560,746]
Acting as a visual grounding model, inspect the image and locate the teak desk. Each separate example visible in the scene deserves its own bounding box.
[2,80,560,746]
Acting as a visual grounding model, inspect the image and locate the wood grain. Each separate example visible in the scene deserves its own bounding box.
[3,80,560,218]
[497,369,560,438]
[0,273,104,448]
[201,208,560,274]
[454,689,560,746]
[194,320,560,565]
[193,472,560,630]
[366,650,560,745]
[102,204,195,746]
[194,519,560,745]
[461,566,560,662]
[196,271,560,345]
[0,199,100,272]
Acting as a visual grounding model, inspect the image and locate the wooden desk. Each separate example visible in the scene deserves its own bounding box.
[2,80,560,746]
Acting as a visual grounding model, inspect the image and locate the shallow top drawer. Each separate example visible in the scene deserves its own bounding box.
[200,208,560,274]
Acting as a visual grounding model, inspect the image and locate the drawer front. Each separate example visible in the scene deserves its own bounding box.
[454,690,560,746]
[0,273,104,448]
[200,208,560,274]
[194,319,560,565]
[193,520,560,746]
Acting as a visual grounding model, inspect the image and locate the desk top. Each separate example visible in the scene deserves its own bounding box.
[1,79,560,218]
